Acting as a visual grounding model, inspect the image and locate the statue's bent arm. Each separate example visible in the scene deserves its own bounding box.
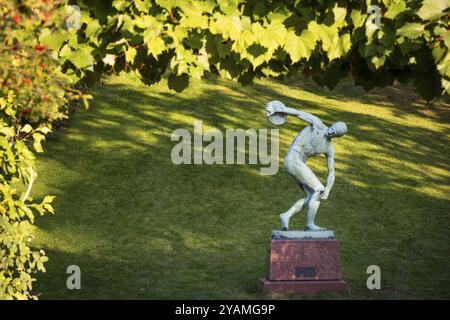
[325,144,335,192]
[282,107,324,126]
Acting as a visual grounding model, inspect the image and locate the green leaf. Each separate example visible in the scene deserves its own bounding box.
[252,1,267,17]
[42,196,55,204]
[350,10,366,28]
[371,55,386,69]
[442,79,450,94]
[143,25,165,58]
[437,51,450,77]
[217,41,231,59]
[284,29,317,63]
[385,1,407,20]
[20,124,33,133]
[184,31,203,49]
[332,5,347,27]
[39,28,67,51]
[134,0,152,12]
[38,127,52,134]
[125,46,137,64]
[85,19,102,38]
[432,46,446,62]
[155,0,178,10]
[397,23,425,39]
[0,127,15,137]
[417,0,450,20]
[308,22,337,52]
[106,38,128,50]
[267,8,290,24]
[32,133,45,153]
[327,33,351,61]
[113,0,131,11]
[67,46,95,70]
[258,22,287,51]
[218,0,239,15]
[147,37,165,58]
[247,43,267,58]
[212,14,245,41]
[168,73,189,92]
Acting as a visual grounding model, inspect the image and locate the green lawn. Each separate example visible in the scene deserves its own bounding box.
[31,73,450,299]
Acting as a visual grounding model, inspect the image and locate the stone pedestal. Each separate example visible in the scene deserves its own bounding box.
[260,231,347,296]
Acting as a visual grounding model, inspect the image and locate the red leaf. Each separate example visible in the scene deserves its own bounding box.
[35,44,46,52]
[12,14,20,25]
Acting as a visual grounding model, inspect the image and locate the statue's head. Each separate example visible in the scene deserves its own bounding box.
[327,121,347,138]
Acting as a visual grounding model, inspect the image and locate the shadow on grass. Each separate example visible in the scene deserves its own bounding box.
[33,75,450,299]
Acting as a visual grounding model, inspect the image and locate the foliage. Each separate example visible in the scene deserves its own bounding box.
[0,0,89,299]
[51,0,450,101]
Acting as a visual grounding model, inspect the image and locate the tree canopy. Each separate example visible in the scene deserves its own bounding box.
[49,0,450,101]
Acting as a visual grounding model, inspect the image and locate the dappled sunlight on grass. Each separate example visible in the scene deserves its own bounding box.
[31,72,450,299]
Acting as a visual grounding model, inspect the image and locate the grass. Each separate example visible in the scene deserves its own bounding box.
[31,72,450,299]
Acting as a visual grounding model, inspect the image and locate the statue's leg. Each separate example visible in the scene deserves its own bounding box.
[280,175,314,230]
[287,160,325,231]
[280,195,309,231]
[283,157,323,230]
[305,189,326,231]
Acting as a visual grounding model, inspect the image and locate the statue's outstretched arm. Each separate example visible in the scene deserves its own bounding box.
[265,101,323,126]
[284,107,323,126]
